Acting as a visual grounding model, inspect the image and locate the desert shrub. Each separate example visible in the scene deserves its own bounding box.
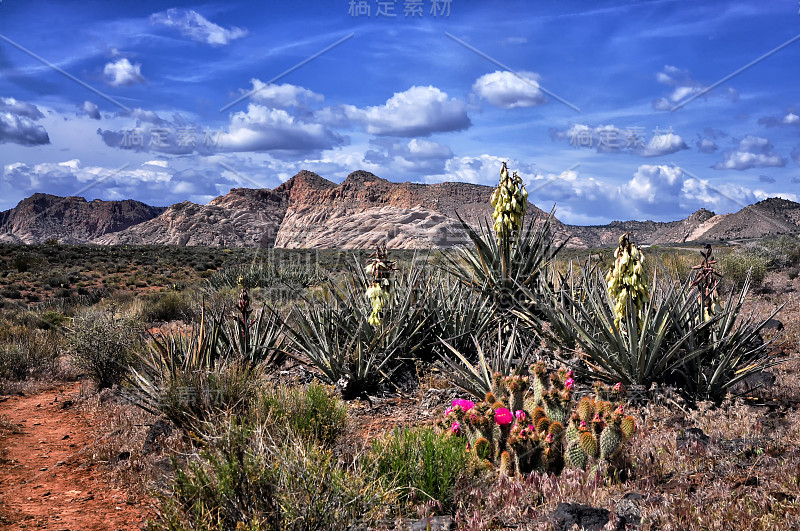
[657,248,697,283]
[207,262,323,292]
[152,416,393,530]
[0,339,56,380]
[139,290,196,323]
[738,235,800,270]
[254,384,347,447]
[272,433,394,529]
[368,426,475,513]
[67,308,144,389]
[720,251,767,288]
[152,421,281,530]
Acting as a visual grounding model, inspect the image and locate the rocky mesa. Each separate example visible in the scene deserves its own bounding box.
[1,171,798,248]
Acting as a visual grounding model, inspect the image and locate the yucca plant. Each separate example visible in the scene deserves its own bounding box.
[286,258,432,399]
[443,208,566,319]
[217,288,286,371]
[423,273,496,362]
[671,269,785,403]
[437,322,536,399]
[515,264,715,389]
[127,305,266,436]
[442,164,567,326]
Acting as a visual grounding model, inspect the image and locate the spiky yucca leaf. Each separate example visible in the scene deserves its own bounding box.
[218,304,287,371]
[286,260,431,398]
[437,323,535,400]
[516,264,715,388]
[442,207,567,318]
[672,269,786,403]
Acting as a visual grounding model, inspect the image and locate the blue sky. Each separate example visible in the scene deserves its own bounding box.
[0,0,798,224]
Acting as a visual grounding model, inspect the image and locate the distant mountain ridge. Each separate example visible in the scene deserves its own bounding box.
[2,171,798,248]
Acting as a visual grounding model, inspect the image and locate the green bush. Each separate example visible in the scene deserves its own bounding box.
[255,384,347,447]
[368,426,475,513]
[67,308,143,389]
[272,434,393,529]
[0,325,60,382]
[139,290,196,323]
[720,252,768,288]
[153,421,281,531]
[739,236,800,270]
[151,415,393,530]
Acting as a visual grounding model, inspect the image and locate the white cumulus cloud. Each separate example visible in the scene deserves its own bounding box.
[103,58,145,87]
[219,104,346,154]
[713,135,786,170]
[78,101,101,120]
[472,70,546,109]
[246,80,324,109]
[317,86,470,137]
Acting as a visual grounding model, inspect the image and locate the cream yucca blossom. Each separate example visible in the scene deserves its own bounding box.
[365,245,396,327]
[605,232,649,329]
[490,161,528,241]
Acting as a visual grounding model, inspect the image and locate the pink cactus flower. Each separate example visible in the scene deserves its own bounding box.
[593,413,602,422]
[515,410,526,420]
[613,382,623,392]
[494,407,513,425]
[564,378,574,390]
[580,420,588,429]
[616,405,624,415]
[450,421,461,435]
[452,399,475,411]
[566,369,574,378]
[545,433,554,443]
[444,406,454,417]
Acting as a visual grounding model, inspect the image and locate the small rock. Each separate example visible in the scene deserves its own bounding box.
[143,418,173,456]
[551,503,619,531]
[730,371,776,395]
[61,434,70,440]
[676,427,710,453]
[762,319,784,331]
[60,400,73,410]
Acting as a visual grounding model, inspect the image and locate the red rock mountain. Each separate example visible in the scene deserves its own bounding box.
[1,172,798,248]
[0,193,164,244]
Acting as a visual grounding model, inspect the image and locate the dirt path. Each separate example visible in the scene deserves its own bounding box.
[0,382,151,530]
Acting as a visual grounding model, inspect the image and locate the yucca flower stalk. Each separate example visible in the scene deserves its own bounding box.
[490,162,528,243]
[364,245,396,327]
[691,244,723,322]
[605,232,649,329]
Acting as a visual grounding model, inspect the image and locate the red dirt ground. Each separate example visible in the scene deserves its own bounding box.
[0,382,151,530]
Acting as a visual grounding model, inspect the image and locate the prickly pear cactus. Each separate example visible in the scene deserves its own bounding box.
[605,232,649,329]
[440,368,638,478]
